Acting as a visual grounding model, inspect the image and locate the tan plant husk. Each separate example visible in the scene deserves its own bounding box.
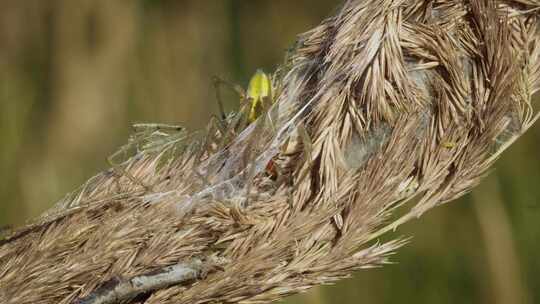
[1,0,540,303]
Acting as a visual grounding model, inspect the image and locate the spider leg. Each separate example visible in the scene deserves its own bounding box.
[107,153,152,191]
[132,123,184,132]
[212,75,246,120]
[260,95,279,133]
[204,115,229,154]
[106,123,188,192]
[240,110,271,207]
[107,147,154,192]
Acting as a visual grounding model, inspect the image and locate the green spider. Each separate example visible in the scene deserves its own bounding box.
[210,70,278,178]
[213,69,274,125]
[212,70,315,184]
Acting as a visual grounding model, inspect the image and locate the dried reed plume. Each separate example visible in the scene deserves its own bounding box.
[1,0,540,303]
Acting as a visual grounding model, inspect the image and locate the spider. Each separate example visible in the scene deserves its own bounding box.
[211,70,314,187]
[107,70,313,193]
[210,70,279,180]
[106,71,276,192]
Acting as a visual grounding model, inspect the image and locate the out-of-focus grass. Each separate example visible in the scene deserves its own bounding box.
[0,2,538,304]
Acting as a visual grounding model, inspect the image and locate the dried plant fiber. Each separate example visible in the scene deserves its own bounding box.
[1,0,540,303]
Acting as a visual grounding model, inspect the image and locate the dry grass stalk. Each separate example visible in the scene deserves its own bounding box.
[1,0,540,303]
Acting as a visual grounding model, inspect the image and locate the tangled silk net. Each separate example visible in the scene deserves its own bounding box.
[44,0,540,224]
[1,1,540,304]
[46,60,318,216]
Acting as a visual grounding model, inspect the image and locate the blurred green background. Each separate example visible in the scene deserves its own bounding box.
[1,1,539,303]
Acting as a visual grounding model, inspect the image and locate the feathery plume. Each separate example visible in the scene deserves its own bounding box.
[1,1,539,303]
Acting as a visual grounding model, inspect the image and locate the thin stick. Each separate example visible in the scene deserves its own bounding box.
[74,260,205,304]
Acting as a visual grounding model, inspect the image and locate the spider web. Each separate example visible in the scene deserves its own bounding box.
[41,61,321,219]
[179,62,320,210]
